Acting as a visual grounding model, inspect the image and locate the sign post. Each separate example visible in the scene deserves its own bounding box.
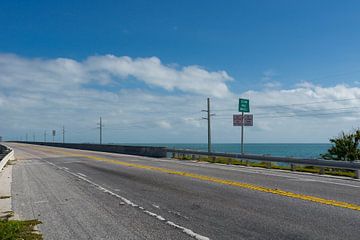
[237,99,250,154]
[241,112,244,154]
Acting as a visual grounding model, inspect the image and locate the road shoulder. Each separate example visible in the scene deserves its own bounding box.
[0,164,13,219]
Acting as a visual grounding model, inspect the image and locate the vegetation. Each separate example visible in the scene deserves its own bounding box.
[0,219,42,240]
[322,129,360,161]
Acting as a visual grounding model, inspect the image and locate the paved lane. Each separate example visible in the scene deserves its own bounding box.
[8,143,360,240]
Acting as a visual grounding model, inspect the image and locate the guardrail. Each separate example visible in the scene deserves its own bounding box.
[166,148,360,179]
[0,144,14,171]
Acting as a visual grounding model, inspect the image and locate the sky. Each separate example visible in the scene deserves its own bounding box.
[1,0,360,143]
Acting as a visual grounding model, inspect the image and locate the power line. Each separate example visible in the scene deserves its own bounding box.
[214,106,360,117]
[213,97,360,112]
[213,109,360,120]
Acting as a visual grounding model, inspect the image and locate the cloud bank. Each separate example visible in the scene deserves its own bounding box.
[1,53,360,143]
[0,54,232,98]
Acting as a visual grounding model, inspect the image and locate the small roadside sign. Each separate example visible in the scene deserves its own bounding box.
[239,98,250,112]
[233,114,253,126]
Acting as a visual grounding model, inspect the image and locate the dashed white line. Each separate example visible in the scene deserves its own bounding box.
[77,173,87,178]
[43,160,210,240]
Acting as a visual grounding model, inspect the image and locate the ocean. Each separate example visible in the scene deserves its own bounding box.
[126,143,332,159]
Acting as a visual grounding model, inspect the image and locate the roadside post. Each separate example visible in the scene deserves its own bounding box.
[355,160,360,179]
[235,98,251,155]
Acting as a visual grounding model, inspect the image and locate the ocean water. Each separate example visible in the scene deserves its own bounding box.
[126,143,331,159]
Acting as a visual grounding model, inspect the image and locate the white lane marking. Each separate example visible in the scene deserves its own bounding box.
[34,200,48,204]
[152,204,189,219]
[168,210,190,220]
[43,160,210,240]
[166,221,209,240]
[77,173,87,178]
[144,210,166,221]
[290,178,316,182]
[152,204,160,209]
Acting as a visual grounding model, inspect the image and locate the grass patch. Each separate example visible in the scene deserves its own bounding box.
[174,155,357,178]
[0,219,42,240]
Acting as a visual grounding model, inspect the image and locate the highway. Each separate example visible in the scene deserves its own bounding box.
[7,142,360,240]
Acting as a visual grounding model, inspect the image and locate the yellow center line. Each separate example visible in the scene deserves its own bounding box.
[26,145,360,211]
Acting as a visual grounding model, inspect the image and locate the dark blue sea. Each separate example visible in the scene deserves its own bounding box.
[125,143,331,159]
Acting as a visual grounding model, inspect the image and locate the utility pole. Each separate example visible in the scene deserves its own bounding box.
[26,133,28,141]
[202,98,215,154]
[33,133,35,142]
[52,130,56,143]
[44,131,47,142]
[97,117,103,144]
[62,126,65,143]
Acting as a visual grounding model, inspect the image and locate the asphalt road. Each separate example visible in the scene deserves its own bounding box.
[7,143,360,240]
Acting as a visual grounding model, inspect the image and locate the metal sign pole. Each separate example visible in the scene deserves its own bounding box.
[241,111,244,155]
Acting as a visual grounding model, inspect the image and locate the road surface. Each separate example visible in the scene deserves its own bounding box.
[7,143,360,240]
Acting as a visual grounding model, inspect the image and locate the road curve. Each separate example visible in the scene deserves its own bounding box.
[8,143,360,240]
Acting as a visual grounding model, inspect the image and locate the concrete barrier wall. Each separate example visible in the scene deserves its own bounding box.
[12,141,167,158]
[0,144,14,171]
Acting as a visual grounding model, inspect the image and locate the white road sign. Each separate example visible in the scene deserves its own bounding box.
[233,114,253,126]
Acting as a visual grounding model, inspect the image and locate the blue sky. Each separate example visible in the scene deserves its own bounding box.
[1,0,360,143]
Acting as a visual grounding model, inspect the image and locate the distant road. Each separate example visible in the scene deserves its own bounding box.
[8,143,360,240]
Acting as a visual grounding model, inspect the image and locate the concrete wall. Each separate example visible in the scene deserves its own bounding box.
[0,144,14,171]
[12,141,167,158]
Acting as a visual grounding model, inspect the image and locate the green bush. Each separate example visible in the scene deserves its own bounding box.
[322,129,360,161]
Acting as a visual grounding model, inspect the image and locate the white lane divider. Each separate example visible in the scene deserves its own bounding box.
[77,173,87,178]
[43,160,210,240]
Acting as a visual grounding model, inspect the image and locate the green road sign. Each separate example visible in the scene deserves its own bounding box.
[239,98,250,112]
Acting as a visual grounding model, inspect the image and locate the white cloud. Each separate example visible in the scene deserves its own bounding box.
[84,55,232,97]
[0,54,232,97]
[1,53,360,143]
[261,69,282,89]
[156,120,172,129]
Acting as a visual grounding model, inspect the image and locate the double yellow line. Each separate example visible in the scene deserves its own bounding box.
[31,145,360,211]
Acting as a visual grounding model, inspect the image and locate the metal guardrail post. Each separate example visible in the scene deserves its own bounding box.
[355,161,360,179]
[291,164,296,171]
[266,162,272,169]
